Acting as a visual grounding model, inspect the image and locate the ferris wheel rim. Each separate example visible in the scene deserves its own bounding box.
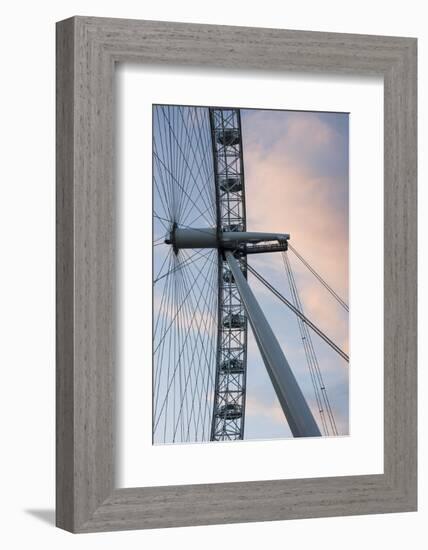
[209,107,249,441]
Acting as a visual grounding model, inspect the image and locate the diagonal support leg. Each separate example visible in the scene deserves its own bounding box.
[225,251,321,437]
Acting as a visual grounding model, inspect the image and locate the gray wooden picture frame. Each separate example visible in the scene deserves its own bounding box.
[56,16,417,533]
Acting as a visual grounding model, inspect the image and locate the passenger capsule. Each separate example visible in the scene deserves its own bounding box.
[222,268,235,283]
[219,177,242,193]
[223,313,246,329]
[220,358,244,374]
[217,128,240,146]
[215,403,243,419]
[223,266,245,283]
[223,223,244,232]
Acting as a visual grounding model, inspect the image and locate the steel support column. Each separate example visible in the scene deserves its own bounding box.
[225,251,321,438]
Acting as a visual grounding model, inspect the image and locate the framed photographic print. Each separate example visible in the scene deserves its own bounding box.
[56,16,417,532]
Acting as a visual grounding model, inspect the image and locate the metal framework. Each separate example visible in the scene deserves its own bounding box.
[209,108,248,441]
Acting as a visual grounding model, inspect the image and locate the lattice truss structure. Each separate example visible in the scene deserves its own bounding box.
[209,108,248,441]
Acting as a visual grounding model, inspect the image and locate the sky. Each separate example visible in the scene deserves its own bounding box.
[241,108,349,439]
[152,105,349,443]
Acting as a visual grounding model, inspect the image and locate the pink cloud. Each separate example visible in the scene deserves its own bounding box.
[243,114,348,358]
[245,394,287,425]
[284,113,335,150]
[245,392,348,436]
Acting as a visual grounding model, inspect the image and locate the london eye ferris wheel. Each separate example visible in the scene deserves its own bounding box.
[152,104,349,445]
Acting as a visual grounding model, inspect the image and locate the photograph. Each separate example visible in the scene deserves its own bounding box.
[0,2,418,543]
[152,104,349,444]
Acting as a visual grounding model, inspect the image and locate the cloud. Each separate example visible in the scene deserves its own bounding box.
[242,110,348,348]
[245,389,348,437]
[240,110,349,439]
[281,112,335,150]
[245,394,286,424]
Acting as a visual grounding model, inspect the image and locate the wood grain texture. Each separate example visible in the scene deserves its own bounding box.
[56,18,76,531]
[56,16,417,533]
